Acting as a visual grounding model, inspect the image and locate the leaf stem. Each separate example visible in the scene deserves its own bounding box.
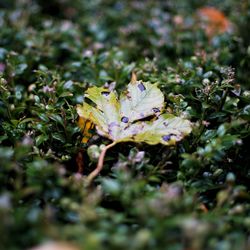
[87,141,117,183]
[218,87,229,112]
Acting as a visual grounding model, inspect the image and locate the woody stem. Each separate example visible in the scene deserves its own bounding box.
[87,141,117,183]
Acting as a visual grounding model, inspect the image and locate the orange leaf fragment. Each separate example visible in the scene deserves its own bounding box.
[78,116,94,143]
[197,7,231,38]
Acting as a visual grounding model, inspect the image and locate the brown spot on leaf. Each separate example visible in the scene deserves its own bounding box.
[152,107,160,113]
[121,116,129,123]
[140,113,145,118]
[101,91,110,96]
[138,83,146,91]
[163,121,169,127]
[162,134,172,141]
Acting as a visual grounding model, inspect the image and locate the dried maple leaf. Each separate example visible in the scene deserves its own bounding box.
[77,80,192,182]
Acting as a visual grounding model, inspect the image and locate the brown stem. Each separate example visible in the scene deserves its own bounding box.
[87,141,117,183]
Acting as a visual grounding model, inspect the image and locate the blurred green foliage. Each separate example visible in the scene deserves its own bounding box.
[0,0,250,249]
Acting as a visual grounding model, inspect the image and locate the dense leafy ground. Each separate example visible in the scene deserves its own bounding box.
[0,1,250,249]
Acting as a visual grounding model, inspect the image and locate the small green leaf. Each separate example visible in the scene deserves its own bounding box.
[52,132,65,143]
[35,134,49,146]
[50,114,64,126]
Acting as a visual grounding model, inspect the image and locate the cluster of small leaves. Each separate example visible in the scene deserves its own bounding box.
[0,0,250,250]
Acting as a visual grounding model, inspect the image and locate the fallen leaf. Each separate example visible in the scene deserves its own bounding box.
[197,7,232,38]
[77,80,192,182]
[77,81,191,145]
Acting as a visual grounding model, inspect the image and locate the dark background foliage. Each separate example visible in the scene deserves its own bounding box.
[0,0,249,249]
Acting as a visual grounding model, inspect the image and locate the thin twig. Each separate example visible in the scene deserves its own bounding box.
[87,141,117,183]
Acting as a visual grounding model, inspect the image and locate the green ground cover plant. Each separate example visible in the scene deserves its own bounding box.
[0,1,249,249]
